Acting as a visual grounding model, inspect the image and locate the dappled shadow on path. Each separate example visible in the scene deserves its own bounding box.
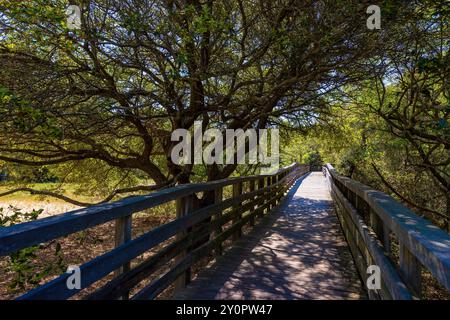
[174,173,365,300]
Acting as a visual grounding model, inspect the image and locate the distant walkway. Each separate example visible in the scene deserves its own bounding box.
[174,172,365,299]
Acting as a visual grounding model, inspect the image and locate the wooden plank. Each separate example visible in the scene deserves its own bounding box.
[175,173,365,300]
[133,201,267,300]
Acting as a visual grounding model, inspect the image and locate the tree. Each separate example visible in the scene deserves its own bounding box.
[361,0,449,228]
[0,0,414,205]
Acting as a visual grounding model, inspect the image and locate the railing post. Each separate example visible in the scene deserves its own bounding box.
[279,172,285,197]
[174,194,194,293]
[370,209,383,237]
[284,171,289,190]
[274,174,278,203]
[346,185,352,203]
[249,180,256,227]
[274,174,280,206]
[211,187,223,256]
[263,176,268,213]
[232,182,243,241]
[114,214,132,300]
[383,225,391,256]
[267,176,273,212]
[399,244,422,298]
[258,177,265,218]
[291,167,297,187]
[370,209,391,254]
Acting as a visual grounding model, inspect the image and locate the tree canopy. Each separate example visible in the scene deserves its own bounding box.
[0,0,448,224]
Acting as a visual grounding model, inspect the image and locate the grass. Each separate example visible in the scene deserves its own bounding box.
[0,182,98,203]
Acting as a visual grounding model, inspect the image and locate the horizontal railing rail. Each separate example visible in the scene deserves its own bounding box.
[323,163,450,300]
[0,163,299,256]
[0,163,310,300]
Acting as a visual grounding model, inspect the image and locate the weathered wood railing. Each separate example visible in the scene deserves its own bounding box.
[0,163,309,300]
[323,164,450,300]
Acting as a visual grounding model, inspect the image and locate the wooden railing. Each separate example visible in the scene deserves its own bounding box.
[0,163,309,300]
[323,164,450,300]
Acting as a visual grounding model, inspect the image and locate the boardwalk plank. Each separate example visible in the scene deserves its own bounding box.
[174,172,366,300]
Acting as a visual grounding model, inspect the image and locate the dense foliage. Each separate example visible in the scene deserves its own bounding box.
[0,1,448,229]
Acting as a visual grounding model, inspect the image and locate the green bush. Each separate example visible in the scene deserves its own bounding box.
[0,207,66,291]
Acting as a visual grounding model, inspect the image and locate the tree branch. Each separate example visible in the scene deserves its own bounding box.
[0,180,176,208]
[371,163,448,221]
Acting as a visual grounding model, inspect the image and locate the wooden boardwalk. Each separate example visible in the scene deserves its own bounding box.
[8,164,447,300]
[174,172,366,300]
